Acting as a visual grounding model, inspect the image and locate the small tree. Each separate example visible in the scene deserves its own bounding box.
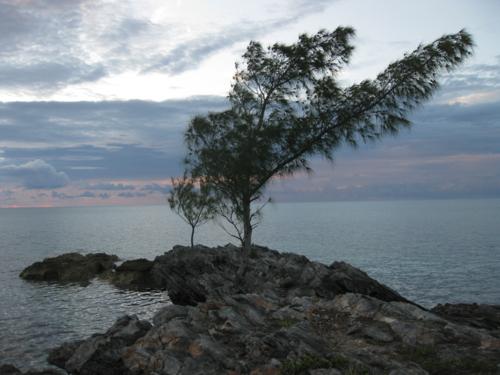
[183,28,473,250]
[168,175,215,247]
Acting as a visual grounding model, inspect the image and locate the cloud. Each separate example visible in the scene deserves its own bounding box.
[85,182,136,191]
[118,191,147,198]
[0,159,69,189]
[145,0,336,75]
[0,61,107,90]
[0,189,15,203]
[51,190,109,199]
[79,191,96,198]
[0,0,335,96]
[141,183,170,194]
[0,97,228,149]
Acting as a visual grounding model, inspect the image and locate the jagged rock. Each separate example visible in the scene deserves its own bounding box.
[105,259,158,289]
[20,253,118,283]
[47,340,84,369]
[431,303,500,335]
[48,315,151,375]
[22,246,500,375]
[0,365,64,375]
[151,245,410,306]
[118,293,500,374]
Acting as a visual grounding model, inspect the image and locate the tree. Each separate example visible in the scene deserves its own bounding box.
[168,175,215,247]
[183,27,473,250]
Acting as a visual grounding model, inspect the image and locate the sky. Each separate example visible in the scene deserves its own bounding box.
[0,0,499,207]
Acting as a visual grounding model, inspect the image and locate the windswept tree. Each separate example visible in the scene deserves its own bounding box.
[168,175,215,247]
[183,27,473,250]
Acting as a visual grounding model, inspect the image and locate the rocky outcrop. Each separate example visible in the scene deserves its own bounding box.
[431,303,500,336]
[19,245,411,304]
[151,244,410,306]
[19,245,500,374]
[48,293,500,375]
[19,253,118,283]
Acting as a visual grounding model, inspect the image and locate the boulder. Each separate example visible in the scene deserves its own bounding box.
[48,315,151,375]
[105,259,158,290]
[20,253,118,283]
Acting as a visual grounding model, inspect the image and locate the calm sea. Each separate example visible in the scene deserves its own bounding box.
[1,199,499,370]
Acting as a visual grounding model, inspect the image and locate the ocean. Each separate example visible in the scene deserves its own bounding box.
[1,199,499,370]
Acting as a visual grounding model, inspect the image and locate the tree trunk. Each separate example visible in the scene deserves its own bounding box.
[242,198,252,251]
[190,225,195,248]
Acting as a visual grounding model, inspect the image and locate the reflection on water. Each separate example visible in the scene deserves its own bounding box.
[0,200,499,370]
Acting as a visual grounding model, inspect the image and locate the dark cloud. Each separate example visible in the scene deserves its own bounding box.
[51,190,108,200]
[0,97,227,147]
[1,69,499,200]
[118,191,147,198]
[0,61,107,90]
[79,191,96,198]
[0,159,69,189]
[141,183,170,194]
[51,191,72,199]
[85,183,136,191]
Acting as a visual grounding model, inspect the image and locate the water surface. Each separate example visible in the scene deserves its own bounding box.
[1,199,499,369]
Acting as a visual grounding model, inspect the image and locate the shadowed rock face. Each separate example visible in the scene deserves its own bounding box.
[151,244,411,306]
[431,303,500,335]
[103,259,157,290]
[48,315,151,375]
[19,253,118,283]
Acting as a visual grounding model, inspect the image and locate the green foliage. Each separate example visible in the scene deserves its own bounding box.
[182,28,474,249]
[168,175,216,247]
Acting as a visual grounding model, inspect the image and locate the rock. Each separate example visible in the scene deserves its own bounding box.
[47,339,84,369]
[431,303,500,335]
[151,245,411,306]
[0,365,22,375]
[23,245,500,375]
[116,293,500,374]
[105,259,158,289]
[0,365,64,375]
[20,253,118,283]
[326,261,416,305]
[48,315,151,375]
[153,304,189,326]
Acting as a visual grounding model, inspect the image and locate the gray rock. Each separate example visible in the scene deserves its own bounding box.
[153,304,189,326]
[151,245,411,306]
[28,246,500,375]
[20,253,118,283]
[0,365,65,375]
[431,302,500,334]
[49,315,151,375]
[47,339,84,368]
